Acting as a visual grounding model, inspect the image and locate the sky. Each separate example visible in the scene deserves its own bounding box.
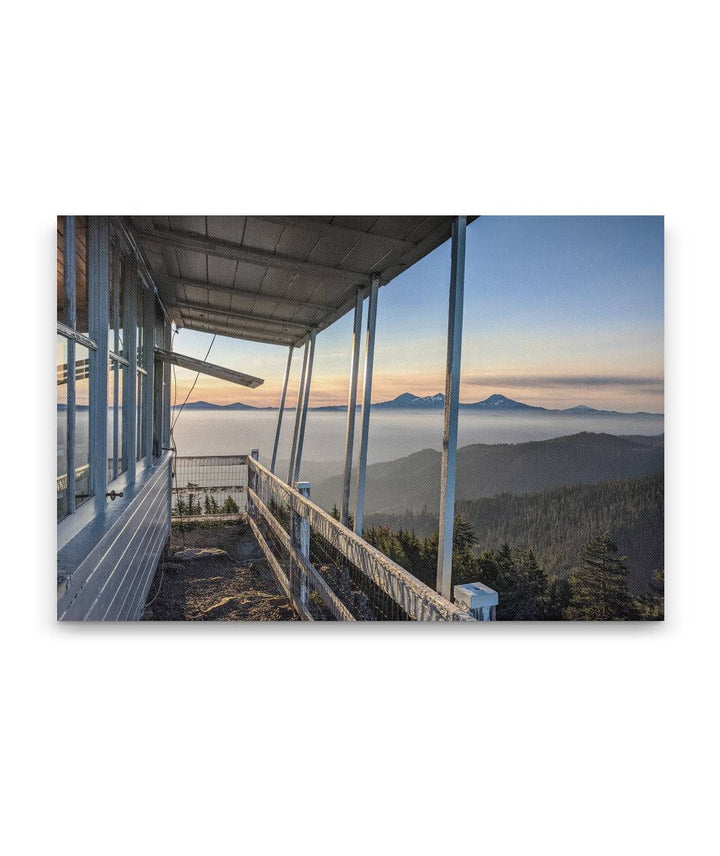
[170,216,664,413]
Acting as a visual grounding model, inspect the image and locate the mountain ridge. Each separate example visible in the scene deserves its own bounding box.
[372,391,662,416]
[311,431,664,515]
[167,392,663,417]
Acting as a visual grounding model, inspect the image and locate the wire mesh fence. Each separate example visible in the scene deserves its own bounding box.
[172,455,248,518]
[247,457,474,622]
[246,469,353,620]
[167,453,474,621]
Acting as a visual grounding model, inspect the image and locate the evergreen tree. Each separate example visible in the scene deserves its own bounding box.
[453,514,478,553]
[545,576,572,620]
[492,544,533,620]
[330,503,354,530]
[636,569,664,620]
[448,514,478,586]
[221,495,239,514]
[516,548,547,620]
[567,532,637,620]
[649,569,664,620]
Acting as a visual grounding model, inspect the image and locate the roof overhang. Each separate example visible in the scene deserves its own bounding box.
[127,216,477,348]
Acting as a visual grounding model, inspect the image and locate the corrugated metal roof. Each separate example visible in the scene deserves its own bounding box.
[129,216,474,347]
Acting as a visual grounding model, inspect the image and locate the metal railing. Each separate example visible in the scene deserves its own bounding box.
[246,457,474,622]
[169,453,475,621]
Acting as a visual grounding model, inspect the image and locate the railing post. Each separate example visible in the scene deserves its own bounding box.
[454,582,498,621]
[250,448,259,508]
[293,481,311,609]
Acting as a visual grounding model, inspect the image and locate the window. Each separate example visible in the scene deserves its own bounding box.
[74,343,91,504]
[75,216,89,336]
[135,279,152,463]
[136,368,145,460]
[58,215,167,538]
[153,297,168,456]
[107,245,129,481]
[57,335,68,519]
[57,216,94,521]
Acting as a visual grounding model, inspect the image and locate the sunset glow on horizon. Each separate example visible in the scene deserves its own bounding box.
[169,217,664,415]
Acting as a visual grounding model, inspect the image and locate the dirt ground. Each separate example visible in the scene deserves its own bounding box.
[142,520,298,621]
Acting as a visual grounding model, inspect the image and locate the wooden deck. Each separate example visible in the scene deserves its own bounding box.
[142,520,298,621]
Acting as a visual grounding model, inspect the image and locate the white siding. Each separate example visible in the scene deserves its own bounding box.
[57,455,172,621]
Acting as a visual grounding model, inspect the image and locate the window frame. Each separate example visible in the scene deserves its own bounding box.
[107,240,130,485]
[57,216,98,527]
[58,216,166,551]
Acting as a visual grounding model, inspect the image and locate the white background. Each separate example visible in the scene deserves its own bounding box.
[2,1,718,854]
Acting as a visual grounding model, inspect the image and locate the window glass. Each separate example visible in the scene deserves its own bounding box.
[118,364,125,473]
[136,371,144,461]
[118,258,126,358]
[76,216,89,337]
[57,335,68,520]
[107,361,117,482]
[106,360,128,481]
[153,357,166,458]
[154,299,164,351]
[109,243,116,350]
[137,287,145,367]
[57,217,65,325]
[75,344,91,508]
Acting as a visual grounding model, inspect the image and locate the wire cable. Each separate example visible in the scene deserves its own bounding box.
[171,332,217,431]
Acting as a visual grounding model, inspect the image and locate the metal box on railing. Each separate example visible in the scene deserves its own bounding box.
[454,582,499,621]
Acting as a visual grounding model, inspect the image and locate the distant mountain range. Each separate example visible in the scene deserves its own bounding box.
[168,392,663,417]
[172,400,273,411]
[372,392,662,417]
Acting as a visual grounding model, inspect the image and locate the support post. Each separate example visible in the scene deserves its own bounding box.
[292,330,315,485]
[123,257,138,486]
[294,481,311,608]
[354,274,379,536]
[88,216,110,516]
[64,216,77,515]
[341,289,364,526]
[436,216,467,600]
[162,319,172,452]
[143,279,155,466]
[271,345,294,474]
[287,339,310,484]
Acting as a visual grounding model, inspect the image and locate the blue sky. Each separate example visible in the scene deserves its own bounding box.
[172,216,664,413]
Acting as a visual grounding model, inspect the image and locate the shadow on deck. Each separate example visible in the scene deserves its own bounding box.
[142,519,298,621]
